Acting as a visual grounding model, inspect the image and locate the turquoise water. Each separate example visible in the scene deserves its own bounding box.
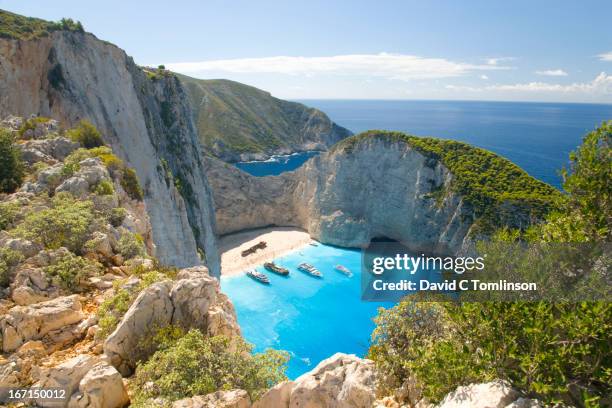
[235,151,320,177]
[221,243,393,379]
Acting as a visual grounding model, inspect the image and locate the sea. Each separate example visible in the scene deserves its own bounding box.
[224,100,611,379]
[237,100,612,188]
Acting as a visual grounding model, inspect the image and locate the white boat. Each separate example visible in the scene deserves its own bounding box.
[334,264,353,277]
[297,263,323,278]
[309,242,319,247]
[246,269,270,284]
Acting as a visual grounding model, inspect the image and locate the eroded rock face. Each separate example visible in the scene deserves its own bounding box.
[254,353,377,408]
[1,295,85,352]
[0,31,219,274]
[172,389,251,408]
[206,136,474,255]
[103,266,240,375]
[68,361,129,408]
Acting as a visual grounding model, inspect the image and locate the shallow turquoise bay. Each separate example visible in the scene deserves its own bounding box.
[221,243,393,379]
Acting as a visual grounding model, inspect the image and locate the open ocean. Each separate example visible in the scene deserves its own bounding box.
[239,100,612,188]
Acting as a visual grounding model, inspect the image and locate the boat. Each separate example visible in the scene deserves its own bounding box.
[298,263,323,278]
[241,241,267,257]
[334,264,353,277]
[309,242,319,247]
[264,262,289,276]
[246,269,270,284]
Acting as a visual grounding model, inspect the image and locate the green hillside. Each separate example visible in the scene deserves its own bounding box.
[177,74,352,161]
[0,9,83,40]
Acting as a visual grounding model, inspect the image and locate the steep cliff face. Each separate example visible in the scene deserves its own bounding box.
[0,31,220,274]
[206,136,474,255]
[206,132,557,255]
[178,75,352,162]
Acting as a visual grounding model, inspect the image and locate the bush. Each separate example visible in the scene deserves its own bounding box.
[131,330,289,406]
[43,251,100,291]
[121,168,143,200]
[94,180,114,195]
[14,192,94,252]
[88,146,124,175]
[0,128,25,193]
[369,299,611,406]
[67,120,104,148]
[0,200,21,230]
[0,248,24,287]
[118,231,145,260]
[108,207,127,227]
[96,286,132,339]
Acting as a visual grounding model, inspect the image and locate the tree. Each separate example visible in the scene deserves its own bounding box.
[0,128,24,193]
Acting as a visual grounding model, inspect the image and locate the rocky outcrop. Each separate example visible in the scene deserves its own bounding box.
[68,361,129,408]
[103,266,240,375]
[254,353,377,408]
[0,31,219,274]
[1,295,85,352]
[206,136,475,255]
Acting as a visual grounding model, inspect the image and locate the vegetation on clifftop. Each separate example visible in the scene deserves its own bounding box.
[0,9,83,40]
[334,130,560,229]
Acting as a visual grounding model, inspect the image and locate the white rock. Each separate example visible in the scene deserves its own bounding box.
[56,176,90,197]
[1,294,85,352]
[68,361,129,408]
[34,355,101,406]
[436,381,519,408]
[172,389,251,408]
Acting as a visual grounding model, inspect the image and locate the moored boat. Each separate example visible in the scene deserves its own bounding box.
[298,263,323,278]
[334,264,353,277]
[246,269,270,284]
[264,262,289,276]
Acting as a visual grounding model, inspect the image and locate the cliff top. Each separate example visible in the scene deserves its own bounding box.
[0,9,84,40]
[333,130,561,224]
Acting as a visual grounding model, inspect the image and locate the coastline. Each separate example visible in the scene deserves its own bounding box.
[219,226,313,276]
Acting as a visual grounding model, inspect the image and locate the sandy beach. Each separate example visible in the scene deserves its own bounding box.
[219,227,313,276]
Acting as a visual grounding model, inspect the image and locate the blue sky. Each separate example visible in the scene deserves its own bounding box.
[2,0,611,102]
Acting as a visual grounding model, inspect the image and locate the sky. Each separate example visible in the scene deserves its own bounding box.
[2,0,612,102]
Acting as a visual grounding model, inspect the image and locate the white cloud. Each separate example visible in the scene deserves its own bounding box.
[535,69,568,76]
[165,53,511,81]
[446,72,612,95]
[480,74,489,80]
[598,52,612,61]
[485,57,515,66]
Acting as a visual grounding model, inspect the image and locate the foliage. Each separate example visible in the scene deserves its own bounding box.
[553,120,611,242]
[14,192,94,252]
[0,200,21,230]
[67,120,104,149]
[17,117,50,138]
[131,330,289,406]
[108,207,127,227]
[94,180,114,195]
[117,231,145,260]
[121,167,143,200]
[0,247,24,287]
[43,251,99,291]
[0,128,25,193]
[0,10,84,40]
[369,299,611,406]
[88,146,124,174]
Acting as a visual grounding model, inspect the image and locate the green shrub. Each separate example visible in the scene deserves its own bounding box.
[44,251,99,291]
[369,300,611,406]
[88,146,124,174]
[0,200,21,230]
[0,248,24,287]
[131,330,289,406]
[67,120,104,149]
[0,128,25,193]
[109,207,127,227]
[96,286,132,339]
[14,192,94,252]
[118,231,145,259]
[17,117,50,138]
[94,180,114,195]
[121,168,143,200]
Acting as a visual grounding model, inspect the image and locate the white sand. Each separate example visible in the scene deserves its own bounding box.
[219,227,313,276]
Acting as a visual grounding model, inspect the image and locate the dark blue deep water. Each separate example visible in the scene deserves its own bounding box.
[238,100,612,188]
[235,151,320,177]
